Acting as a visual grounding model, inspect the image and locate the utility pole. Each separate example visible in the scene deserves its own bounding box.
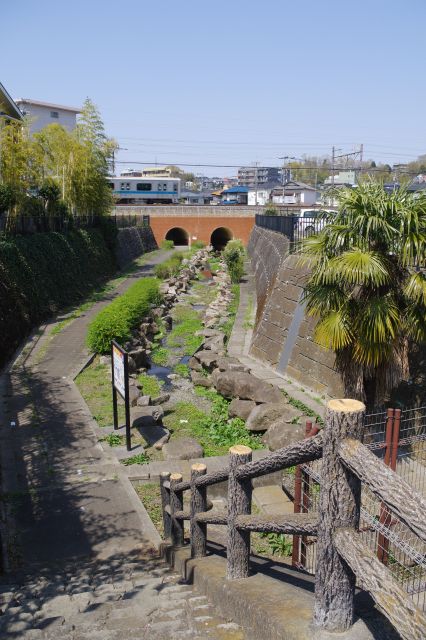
[331,146,336,188]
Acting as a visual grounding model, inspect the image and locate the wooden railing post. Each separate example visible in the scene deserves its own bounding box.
[170,472,184,547]
[227,445,252,579]
[160,471,172,540]
[190,463,207,558]
[313,399,365,632]
[292,420,312,568]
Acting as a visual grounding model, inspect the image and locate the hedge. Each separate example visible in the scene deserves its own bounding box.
[0,229,115,368]
[86,277,162,354]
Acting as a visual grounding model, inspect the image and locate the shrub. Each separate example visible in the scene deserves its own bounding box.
[0,229,115,368]
[161,239,174,249]
[192,240,205,249]
[223,239,245,283]
[153,252,184,279]
[87,277,162,353]
[264,206,278,216]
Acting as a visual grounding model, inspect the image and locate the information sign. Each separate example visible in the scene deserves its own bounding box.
[111,340,131,451]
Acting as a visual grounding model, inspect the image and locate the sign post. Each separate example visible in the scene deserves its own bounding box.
[111,340,131,451]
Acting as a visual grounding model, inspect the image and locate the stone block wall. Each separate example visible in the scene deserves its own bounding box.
[115,226,158,269]
[249,228,344,398]
[247,225,290,321]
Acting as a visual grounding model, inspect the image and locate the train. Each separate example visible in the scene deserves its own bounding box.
[108,177,181,205]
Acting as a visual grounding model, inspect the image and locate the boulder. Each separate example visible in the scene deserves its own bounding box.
[129,386,141,407]
[190,371,213,388]
[215,372,283,404]
[99,355,111,366]
[188,356,203,372]
[194,350,219,371]
[202,333,225,352]
[245,402,295,432]
[139,423,170,447]
[127,356,137,374]
[216,356,240,371]
[151,393,171,405]
[228,399,256,421]
[131,406,164,428]
[163,438,204,461]
[195,329,222,338]
[262,420,305,452]
[137,395,151,407]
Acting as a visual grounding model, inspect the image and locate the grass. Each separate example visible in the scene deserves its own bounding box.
[173,363,190,378]
[243,294,254,329]
[137,373,164,398]
[151,346,169,366]
[76,360,124,428]
[136,483,164,536]
[283,391,323,425]
[222,284,240,341]
[168,306,204,355]
[163,388,264,457]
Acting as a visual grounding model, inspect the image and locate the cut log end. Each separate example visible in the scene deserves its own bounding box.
[191,463,207,472]
[160,471,171,478]
[170,473,183,482]
[229,444,252,456]
[327,398,365,413]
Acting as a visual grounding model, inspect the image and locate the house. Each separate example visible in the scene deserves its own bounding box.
[324,170,356,187]
[220,186,248,205]
[238,166,281,187]
[248,181,282,206]
[15,98,80,134]
[141,166,173,178]
[0,82,23,124]
[179,190,213,205]
[271,180,318,205]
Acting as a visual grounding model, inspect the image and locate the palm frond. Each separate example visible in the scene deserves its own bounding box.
[328,248,390,286]
[313,310,353,351]
[404,272,426,306]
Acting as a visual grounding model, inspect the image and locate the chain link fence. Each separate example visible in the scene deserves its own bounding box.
[289,407,426,612]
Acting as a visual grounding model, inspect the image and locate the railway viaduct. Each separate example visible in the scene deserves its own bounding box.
[114,205,255,249]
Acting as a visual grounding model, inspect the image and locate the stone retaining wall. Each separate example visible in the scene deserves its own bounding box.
[247,225,290,321]
[248,227,344,397]
[115,226,158,269]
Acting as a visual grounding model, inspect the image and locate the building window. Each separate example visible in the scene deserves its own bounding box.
[50,111,59,118]
[137,183,152,191]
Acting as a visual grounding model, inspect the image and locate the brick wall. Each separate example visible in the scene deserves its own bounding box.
[248,227,344,398]
[149,215,255,247]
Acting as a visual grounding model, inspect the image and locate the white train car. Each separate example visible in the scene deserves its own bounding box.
[109,177,181,204]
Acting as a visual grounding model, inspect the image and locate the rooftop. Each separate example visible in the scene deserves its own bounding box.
[0,82,23,121]
[15,98,81,113]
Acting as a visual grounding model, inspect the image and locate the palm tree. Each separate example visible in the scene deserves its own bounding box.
[299,181,426,406]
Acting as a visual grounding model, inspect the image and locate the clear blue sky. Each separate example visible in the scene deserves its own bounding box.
[2,0,425,176]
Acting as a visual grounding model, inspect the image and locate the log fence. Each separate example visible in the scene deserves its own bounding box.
[159,398,426,639]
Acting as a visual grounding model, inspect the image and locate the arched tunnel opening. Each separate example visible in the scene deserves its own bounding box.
[210,227,233,251]
[165,227,189,246]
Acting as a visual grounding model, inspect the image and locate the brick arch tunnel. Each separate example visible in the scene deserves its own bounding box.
[210,227,233,251]
[165,227,189,246]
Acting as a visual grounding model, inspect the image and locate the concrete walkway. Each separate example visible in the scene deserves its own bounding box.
[0,250,172,572]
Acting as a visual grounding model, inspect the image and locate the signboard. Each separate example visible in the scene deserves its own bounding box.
[112,344,126,398]
[111,341,131,451]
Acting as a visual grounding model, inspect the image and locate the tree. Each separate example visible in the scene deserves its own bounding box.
[299,180,426,406]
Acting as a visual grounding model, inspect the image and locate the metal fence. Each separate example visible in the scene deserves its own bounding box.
[255,213,325,244]
[290,407,426,612]
[0,213,150,236]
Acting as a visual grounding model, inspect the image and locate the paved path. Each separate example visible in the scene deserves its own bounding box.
[0,250,244,639]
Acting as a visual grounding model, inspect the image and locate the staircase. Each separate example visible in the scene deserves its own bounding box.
[0,551,244,640]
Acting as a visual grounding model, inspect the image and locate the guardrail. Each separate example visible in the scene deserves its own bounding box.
[159,399,426,639]
[255,213,325,243]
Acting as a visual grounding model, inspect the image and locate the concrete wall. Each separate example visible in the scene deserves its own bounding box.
[248,226,344,398]
[115,226,158,269]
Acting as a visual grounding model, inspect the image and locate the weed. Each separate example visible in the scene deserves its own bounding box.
[121,452,150,466]
[102,432,125,447]
[136,483,164,536]
[151,346,169,366]
[221,284,240,340]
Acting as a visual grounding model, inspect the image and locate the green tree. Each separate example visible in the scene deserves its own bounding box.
[299,180,426,406]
